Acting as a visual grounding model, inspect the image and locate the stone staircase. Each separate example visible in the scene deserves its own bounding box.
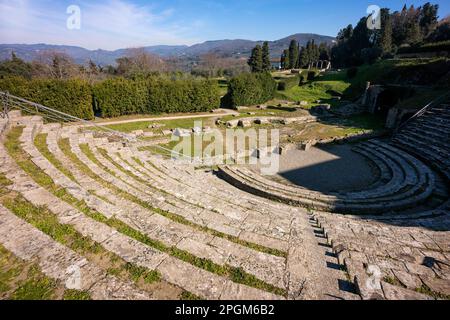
[311,208,450,300]
[393,101,450,182]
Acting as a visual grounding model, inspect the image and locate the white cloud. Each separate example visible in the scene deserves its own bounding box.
[0,0,203,50]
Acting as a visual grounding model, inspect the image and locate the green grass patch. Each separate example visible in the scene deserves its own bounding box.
[416,285,450,300]
[34,133,76,182]
[6,129,285,296]
[394,88,449,110]
[63,289,92,300]
[3,196,102,255]
[88,117,216,134]
[180,290,203,300]
[0,173,12,196]
[73,141,286,259]
[278,58,450,104]
[10,266,57,300]
[0,245,23,295]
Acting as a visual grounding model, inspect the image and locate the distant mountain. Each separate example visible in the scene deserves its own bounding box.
[0,33,335,65]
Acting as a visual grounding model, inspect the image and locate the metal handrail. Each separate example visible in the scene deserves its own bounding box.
[1,91,137,141]
[395,92,450,134]
[0,91,194,160]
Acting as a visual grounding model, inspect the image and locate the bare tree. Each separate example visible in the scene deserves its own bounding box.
[199,53,221,77]
[123,48,167,75]
[32,50,80,79]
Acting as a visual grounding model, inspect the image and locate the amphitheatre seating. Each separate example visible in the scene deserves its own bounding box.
[37,126,288,290]
[80,139,291,248]
[0,111,363,300]
[312,208,450,299]
[0,115,284,300]
[217,140,436,214]
[393,102,450,181]
[2,107,449,300]
[0,204,150,300]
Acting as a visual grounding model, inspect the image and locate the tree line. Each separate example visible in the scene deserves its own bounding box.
[280,39,330,70]
[247,41,272,73]
[332,2,449,67]
[0,48,251,82]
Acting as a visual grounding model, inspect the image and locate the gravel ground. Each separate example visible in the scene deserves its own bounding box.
[268,144,380,193]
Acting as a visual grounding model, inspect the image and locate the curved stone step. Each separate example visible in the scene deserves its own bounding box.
[78,137,291,246]
[0,204,151,300]
[33,129,288,289]
[218,139,434,214]
[0,124,283,300]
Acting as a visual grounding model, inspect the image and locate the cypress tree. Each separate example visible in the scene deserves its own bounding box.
[420,2,439,37]
[380,9,393,54]
[248,45,263,73]
[299,47,307,68]
[281,49,290,70]
[288,39,299,69]
[262,41,271,71]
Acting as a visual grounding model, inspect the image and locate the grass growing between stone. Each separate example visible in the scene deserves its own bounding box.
[34,133,77,182]
[416,285,450,300]
[9,265,58,300]
[3,128,175,295]
[70,140,286,259]
[7,128,286,296]
[0,243,90,300]
[180,290,203,300]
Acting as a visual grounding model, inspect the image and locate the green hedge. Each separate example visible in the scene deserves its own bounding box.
[93,77,220,117]
[147,78,220,114]
[92,78,149,117]
[397,41,450,54]
[0,76,221,119]
[277,75,300,91]
[0,76,94,119]
[226,72,277,107]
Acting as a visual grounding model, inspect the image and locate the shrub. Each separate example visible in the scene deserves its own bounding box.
[0,76,94,119]
[93,77,220,117]
[347,67,359,79]
[226,72,276,107]
[277,75,300,91]
[397,40,450,54]
[147,78,220,114]
[299,72,308,84]
[361,47,382,64]
[307,70,319,81]
[92,77,149,117]
[1,76,221,119]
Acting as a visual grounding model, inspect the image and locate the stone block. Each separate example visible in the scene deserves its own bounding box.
[420,276,450,296]
[131,130,144,136]
[238,120,252,128]
[382,282,433,300]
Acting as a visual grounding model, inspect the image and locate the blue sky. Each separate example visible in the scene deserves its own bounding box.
[1,0,449,50]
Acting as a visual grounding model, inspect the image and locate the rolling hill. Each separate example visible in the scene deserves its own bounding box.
[0,33,335,65]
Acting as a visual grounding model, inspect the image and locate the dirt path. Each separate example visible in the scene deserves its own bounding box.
[77,109,239,127]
